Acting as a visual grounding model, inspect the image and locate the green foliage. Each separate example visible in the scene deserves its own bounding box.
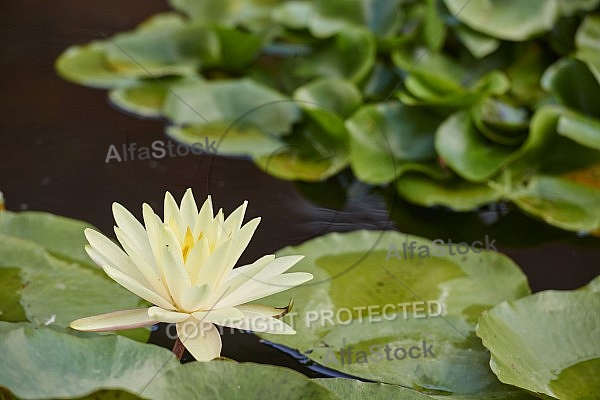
[55,2,600,231]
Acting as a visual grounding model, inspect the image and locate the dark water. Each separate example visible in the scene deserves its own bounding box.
[2,0,599,378]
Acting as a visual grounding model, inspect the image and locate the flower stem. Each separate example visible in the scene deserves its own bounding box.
[172,337,185,361]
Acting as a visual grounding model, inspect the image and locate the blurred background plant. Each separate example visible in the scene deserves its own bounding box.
[55,0,600,234]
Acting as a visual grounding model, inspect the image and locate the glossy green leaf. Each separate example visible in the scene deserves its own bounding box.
[542,58,600,119]
[557,110,600,150]
[109,80,171,118]
[162,78,301,133]
[454,25,500,59]
[0,268,26,322]
[55,43,137,89]
[576,14,600,84]
[435,112,517,182]
[558,0,600,16]
[272,1,313,30]
[508,175,600,233]
[308,0,404,38]
[396,173,502,211]
[293,78,362,139]
[290,28,376,83]
[476,288,600,399]
[443,0,560,41]
[346,102,441,184]
[0,323,178,399]
[167,123,283,158]
[256,230,530,394]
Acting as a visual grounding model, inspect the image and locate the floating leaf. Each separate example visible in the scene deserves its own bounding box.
[315,378,436,399]
[256,230,530,394]
[476,287,600,399]
[442,0,559,41]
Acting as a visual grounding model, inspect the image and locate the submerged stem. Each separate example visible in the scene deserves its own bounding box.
[172,337,185,361]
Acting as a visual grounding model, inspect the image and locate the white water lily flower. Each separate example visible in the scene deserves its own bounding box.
[70,189,312,361]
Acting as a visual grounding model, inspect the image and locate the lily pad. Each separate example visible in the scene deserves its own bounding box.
[442,0,559,41]
[255,230,530,394]
[315,378,436,399]
[0,323,179,399]
[476,287,600,399]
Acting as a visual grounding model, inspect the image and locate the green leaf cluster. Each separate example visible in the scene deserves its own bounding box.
[55,2,600,232]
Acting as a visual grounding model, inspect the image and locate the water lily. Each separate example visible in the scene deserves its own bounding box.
[70,189,312,361]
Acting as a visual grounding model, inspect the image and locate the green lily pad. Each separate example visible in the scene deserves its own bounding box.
[345,102,441,184]
[255,230,530,394]
[396,173,502,211]
[315,378,436,399]
[576,14,600,84]
[0,268,26,322]
[0,323,178,399]
[109,79,172,119]
[442,0,559,41]
[435,111,518,182]
[144,361,341,400]
[307,0,404,38]
[0,211,95,267]
[162,78,300,134]
[476,287,600,399]
[508,175,600,233]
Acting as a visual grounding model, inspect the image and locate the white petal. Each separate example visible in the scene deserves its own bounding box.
[112,202,154,264]
[142,203,165,267]
[114,227,168,298]
[177,319,222,362]
[246,255,304,282]
[159,225,192,307]
[218,309,295,335]
[194,238,234,290]
[179,285,210,312]
[164,191,185,243]
[179,189,199,228]
[217,272,313,309]
[208,255,275,303]
[69,308,156,332]
[186,235,210,285]
[84,229,129,271]
[102,263,174,310]
[148,306,190,323]
[191,307,244,324]
[193,195,214,239]
[222,200,247,237]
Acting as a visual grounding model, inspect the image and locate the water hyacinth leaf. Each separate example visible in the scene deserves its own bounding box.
[345,102,441,183]
[0,211,95,267]
[254,123,349,181]
[509,175,600,233]
[557,110,600,150]
[143,361,341,400]
[0,323,179,399]
[272,1,314,30]
[471,99,529,146]
[558,0,600,16]
[290,28,376,83]
[308,0,404,38]
[454,25,500,59]
[255,230,530,393]
[576,14,600,84]
[162,78,300,134]
[505,43,549,106]
[314,378,436,399]
[542,58,600,119]
[361,61,402,101]
[435,111,517,182]
[167,123,283,158]
[55,43,138,89]
[442,0,560,41]
[293,78,362,139]
[476,288,600,399]
[396,173,502,211]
